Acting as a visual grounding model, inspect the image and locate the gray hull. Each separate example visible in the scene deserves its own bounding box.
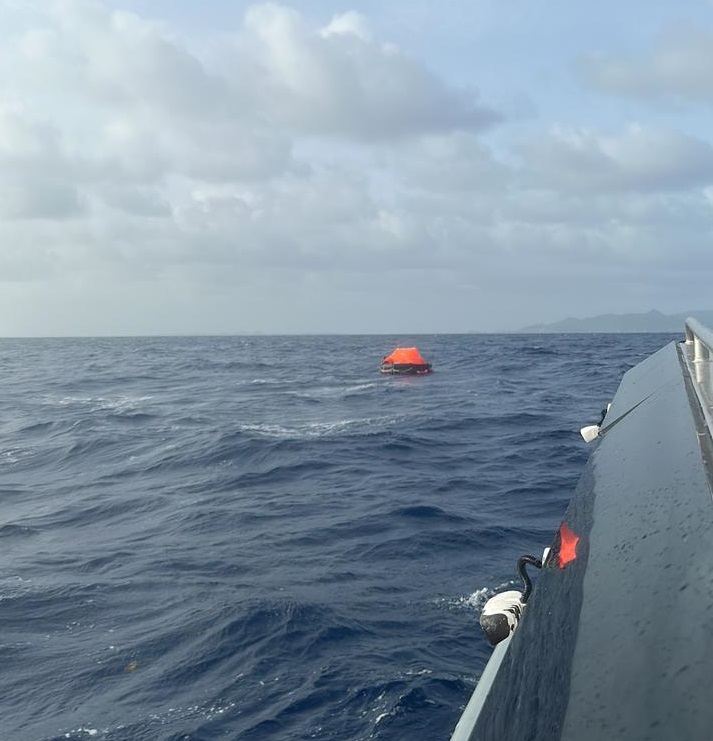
[452,318,713,740]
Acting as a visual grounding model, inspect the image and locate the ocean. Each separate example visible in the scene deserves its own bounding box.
[0,332,681,741]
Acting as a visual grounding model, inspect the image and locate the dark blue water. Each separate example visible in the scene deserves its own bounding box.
[0,332,681,740]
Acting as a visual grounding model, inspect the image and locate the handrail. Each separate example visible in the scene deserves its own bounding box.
[682,317,713,436]
[685,317,713,361]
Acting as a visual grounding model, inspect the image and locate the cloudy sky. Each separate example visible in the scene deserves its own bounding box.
[1,0,713,335]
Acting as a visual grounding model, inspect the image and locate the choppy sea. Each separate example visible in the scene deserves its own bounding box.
[0,332,681,741]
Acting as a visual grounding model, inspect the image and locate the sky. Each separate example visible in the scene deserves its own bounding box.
[2,0,713,335]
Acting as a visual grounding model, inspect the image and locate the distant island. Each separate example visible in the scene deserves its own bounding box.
[519,309,713,333]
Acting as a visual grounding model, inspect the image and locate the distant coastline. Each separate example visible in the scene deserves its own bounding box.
[518,309,713,333]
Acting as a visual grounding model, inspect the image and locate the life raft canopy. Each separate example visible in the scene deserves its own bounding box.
[380,346,432,374]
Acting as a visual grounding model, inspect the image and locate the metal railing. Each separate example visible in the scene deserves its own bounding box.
[682,317,713,435]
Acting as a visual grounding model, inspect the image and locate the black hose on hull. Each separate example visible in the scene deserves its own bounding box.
[517,555,543,603]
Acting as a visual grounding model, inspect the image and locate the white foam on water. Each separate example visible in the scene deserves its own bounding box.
[403,668,433,677]
[434,583,513,613]
[238,415,398,440]
[293,381,380,400]
[51,395,153,412]
[63,728,99,738]
[0,447,33,465]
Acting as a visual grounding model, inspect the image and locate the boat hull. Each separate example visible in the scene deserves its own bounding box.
[452,337,713,740]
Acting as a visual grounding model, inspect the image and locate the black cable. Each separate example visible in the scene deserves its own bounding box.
[517,554,542,603]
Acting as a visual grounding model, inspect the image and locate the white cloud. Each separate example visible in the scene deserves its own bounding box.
[241,3,499,140]
[1,1,713,333]
[321,11,372,42]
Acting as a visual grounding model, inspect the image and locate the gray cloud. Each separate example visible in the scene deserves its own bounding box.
[579,27,713,102]
[0,108,85,219]
[97,185,172,218]
[391,133,509,193]
[518,125,713,193]
[0,178,85,220]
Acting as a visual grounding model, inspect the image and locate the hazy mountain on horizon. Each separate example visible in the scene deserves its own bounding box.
[519,309,713,333]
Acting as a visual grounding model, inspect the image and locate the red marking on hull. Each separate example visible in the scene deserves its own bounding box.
[558,522,579,568]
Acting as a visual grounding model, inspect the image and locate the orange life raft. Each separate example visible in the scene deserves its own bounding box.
[380,347,432,375]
